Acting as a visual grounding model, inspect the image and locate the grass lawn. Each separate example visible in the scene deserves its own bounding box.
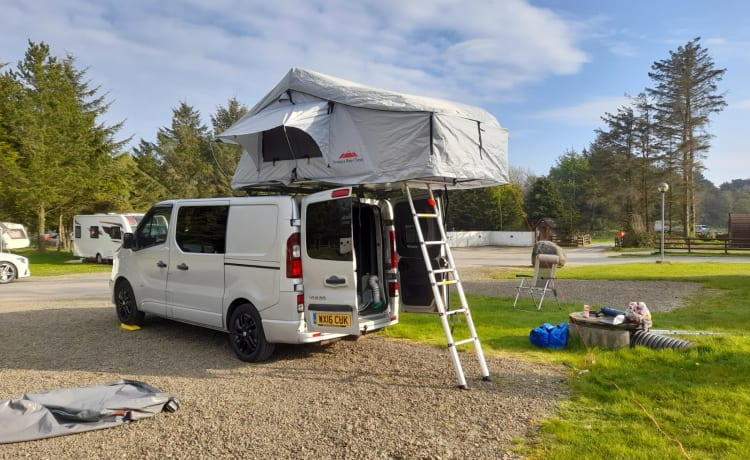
[386,261,750,459]
[15,248,112,275]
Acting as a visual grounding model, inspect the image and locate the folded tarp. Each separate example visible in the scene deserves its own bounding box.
[217,67,509,190]
[0,379,179,444]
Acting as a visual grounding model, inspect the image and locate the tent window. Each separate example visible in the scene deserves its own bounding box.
[261,126,322,163]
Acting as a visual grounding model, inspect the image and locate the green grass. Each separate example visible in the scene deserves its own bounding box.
[15,248,112,275]
[385,261,750,459]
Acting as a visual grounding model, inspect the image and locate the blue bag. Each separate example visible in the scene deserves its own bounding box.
[530,322,569,349]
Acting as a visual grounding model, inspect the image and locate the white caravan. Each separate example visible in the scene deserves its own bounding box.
[111,188,444,362]
[0,222,31,250]
[73,214,143,263]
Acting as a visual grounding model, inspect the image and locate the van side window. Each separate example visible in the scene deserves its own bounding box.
[175,205,229,254]
[306,198,352,261]
[136,206,172,249]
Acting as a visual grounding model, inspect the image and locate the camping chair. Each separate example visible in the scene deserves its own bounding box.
[513,253,561,311]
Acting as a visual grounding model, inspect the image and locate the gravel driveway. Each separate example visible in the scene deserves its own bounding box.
[0,270,700,459]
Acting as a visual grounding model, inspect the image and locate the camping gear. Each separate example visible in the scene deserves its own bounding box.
[0,380,178,444]
[529,322,569,349]
[513,253,561,311]
[216,67,509,191]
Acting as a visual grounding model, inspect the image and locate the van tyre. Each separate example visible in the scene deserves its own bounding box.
[96,253,103,264]
[229,303,274,362]
[115,280,145,325]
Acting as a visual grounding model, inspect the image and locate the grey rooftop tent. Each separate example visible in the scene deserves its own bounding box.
[217,67,509,190]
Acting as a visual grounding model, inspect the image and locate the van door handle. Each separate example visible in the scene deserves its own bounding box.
[325,275,347,286]
[177,263,189,271]
[157,260,167,268]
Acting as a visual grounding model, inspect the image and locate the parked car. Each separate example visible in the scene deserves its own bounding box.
[0,251,31,284]
[696,224,710,237]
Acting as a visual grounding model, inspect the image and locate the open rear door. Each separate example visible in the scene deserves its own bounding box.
[301,187,360,335]
[392,193,442,313]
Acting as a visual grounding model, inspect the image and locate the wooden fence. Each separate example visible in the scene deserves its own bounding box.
[551,233,592,247]
[655,237,750,253]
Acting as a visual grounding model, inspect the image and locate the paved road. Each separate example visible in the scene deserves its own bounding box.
[3,244,748,310]
[451,243,750,267]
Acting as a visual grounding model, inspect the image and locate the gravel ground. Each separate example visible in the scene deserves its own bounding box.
[0,272,701,459]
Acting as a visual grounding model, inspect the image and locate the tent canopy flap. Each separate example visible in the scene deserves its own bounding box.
[216,67,509,190]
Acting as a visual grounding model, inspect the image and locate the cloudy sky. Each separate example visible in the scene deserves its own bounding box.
[2,0,748,186]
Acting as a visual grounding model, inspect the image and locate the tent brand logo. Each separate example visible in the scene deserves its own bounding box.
[333,151,364,165]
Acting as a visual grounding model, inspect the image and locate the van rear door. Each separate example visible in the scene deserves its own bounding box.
[301,188,360,336]
[392,194,442,313]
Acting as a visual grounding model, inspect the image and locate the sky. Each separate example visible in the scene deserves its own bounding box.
[2,0,749,186]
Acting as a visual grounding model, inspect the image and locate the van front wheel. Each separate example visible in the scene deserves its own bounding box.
[115,280,144,325]
[229,303,274,362]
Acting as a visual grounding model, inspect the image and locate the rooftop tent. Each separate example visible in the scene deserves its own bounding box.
[217,67,509,190]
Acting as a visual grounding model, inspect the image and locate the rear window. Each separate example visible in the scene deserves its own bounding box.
[306,198,352,261]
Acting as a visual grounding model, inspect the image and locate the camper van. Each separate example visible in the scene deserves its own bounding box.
[111,187,441,362]
[0,222,31,250]
[73,214,144,263]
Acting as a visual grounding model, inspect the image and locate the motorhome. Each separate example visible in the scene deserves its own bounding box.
[0,222,31,250]
[73,214,143,263]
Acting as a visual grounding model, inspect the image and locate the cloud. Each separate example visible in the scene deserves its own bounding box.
[529,96,631,127]
[1,0,590,143]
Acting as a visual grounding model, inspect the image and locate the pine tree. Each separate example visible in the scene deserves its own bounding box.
[647,37,726,236]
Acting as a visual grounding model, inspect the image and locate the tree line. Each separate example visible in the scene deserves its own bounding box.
[0,41,248,249]
[1,39,745,250]
[447,37,744,244]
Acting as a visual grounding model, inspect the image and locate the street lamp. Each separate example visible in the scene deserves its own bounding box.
[658,182,669,263]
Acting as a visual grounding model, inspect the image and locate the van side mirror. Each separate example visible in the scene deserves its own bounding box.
[122,232,135,250]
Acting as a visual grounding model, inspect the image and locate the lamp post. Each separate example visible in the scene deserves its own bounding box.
[658,182,669,263]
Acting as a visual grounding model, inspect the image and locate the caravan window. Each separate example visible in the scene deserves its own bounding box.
[89,227,100,239]
[175,205,229,254]
[74,225,81,239]
[306,198,352,261]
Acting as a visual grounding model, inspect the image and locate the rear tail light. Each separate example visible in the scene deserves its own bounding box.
[296,294,305,313]
[389,280,399,298]
[389,229,397,270]
[286,232,302,278]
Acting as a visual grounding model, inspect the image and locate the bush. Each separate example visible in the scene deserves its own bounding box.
[622,231,655,248]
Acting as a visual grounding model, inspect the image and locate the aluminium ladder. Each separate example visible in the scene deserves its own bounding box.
[404,184,490,388]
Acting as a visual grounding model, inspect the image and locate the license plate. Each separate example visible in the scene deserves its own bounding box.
[315,313,351,327]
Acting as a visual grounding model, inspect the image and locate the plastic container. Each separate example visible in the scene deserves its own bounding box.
[583,304,590,318]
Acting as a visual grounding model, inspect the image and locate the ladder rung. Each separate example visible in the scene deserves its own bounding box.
[436,279,457,286]
[454,337,477,347]
[424,240,446,246]
[445,308,467,316]
[416,213,438,218]
[431,268,455,274]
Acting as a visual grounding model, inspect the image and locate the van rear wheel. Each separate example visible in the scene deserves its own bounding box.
[229,303,274,362]
[115,280,144,325]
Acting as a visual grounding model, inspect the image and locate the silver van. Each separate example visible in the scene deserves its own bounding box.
[111,187,438,361]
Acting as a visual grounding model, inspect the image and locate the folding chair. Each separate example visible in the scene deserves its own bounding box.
[513,253,561,311]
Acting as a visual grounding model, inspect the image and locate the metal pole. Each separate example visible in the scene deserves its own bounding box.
[660,191,665,263]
